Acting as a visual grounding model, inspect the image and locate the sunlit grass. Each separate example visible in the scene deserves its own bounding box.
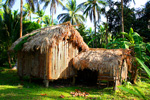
[0,67,150,100]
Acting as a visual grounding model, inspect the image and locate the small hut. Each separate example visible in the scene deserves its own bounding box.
[73,48,131,90]
[9,22,89,87]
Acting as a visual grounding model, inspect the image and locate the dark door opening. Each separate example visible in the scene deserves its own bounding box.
[75,69,98,86]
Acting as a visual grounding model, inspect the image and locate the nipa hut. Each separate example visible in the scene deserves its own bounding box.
[9,22,89,87]
[73,48,132,90]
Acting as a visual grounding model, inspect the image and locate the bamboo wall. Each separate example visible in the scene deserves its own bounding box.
[97,59,128,82]
[17,51,46,79]
[17,40,79,80]
[47,40,79,80]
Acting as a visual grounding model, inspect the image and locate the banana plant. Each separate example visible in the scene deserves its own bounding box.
[107,28,150,64]
[107,28,150,82]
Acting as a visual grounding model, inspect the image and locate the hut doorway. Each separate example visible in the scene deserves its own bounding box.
[75,69,98,86]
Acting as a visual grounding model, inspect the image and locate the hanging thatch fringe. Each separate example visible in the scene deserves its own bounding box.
[9,21,89,53]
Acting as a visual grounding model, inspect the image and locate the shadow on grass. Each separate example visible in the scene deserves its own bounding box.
[0,68,115,100]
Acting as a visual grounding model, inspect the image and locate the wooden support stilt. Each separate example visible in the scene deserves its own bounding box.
[72,76,76,85]
[113,79,120,91]
[44,80,49,88]
[29,76,32,83]
[19,76,23,80]
[113,67,121,91]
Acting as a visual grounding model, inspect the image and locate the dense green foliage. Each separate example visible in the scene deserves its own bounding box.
[23,21,41,35]
[107,28,150,66]
[0,5,20,66]
[0,5,41,66]
[78,0,106,47]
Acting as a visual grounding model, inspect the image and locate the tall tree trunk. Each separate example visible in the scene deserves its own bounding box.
[51,10,53,25]
[30,13,31,21]
[121,0,124,38]
[93,7,97,48]
[94,20,97,48]
[20,0,23,38]
[105,14,108,45]
[91,34,94,48]
[7,51,12,68]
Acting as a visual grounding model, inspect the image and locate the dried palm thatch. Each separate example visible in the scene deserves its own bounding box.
[73,48,132,73]
[9,21,89,53]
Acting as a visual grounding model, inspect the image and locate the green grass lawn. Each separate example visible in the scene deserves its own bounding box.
[0,67,150,100]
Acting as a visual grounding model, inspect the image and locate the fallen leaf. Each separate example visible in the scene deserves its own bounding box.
[41,93,47,96]
[60,94,65,98]
[70,90,90,97]
[68,96,71,98]
[70,92,75,95]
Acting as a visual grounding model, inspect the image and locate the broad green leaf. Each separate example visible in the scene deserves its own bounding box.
[87,36,96,45]
[134,44,142,59]
[121,32,128,35]
[129,28,134,37]
[118,86,143,98]
[121,41,130,49]
[121,32,134,43]
[133,87,146,100]
[116,38,128,42]
[146,43,150,53]
[106,41,121,49]
[136,57,150,78]
[132,32,143,44]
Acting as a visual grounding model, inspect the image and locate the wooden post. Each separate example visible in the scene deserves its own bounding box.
[72,70,77,85]
[72,76,76,85]
[29,76,32,83]
[113,79,120,91]
[44,80,49,88]
[113,67,121,91]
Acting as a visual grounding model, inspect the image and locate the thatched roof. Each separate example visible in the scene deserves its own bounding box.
[9,21,89,53]
[73,48,131,72]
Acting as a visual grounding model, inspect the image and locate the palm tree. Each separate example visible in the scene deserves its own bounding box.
[5,0,37,38]
[78,0,106,47]
[101,0,113,45]
[121,0,135,35]
[43,15,54,27]
[41,0,63,25]
[0,5,20,67]
[101,10,108,45]
[34,9,45,25]
[23,3,34,21]
[57,0,85,25]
